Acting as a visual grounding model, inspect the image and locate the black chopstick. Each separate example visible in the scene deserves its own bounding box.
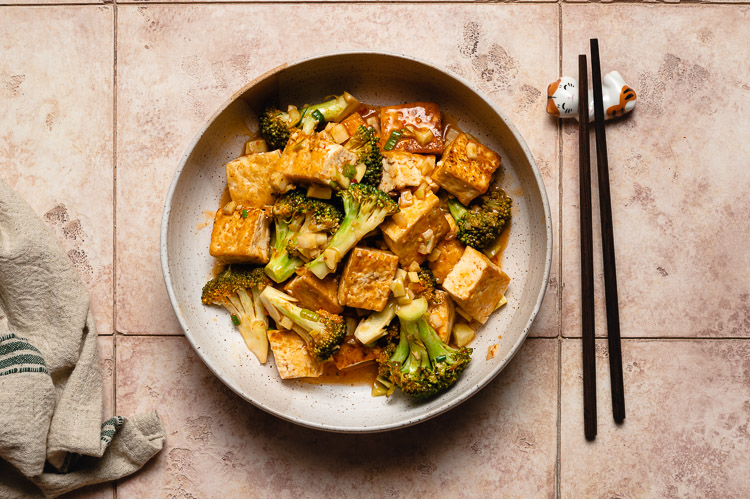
[578,54,597,441]
[590,39,625,424]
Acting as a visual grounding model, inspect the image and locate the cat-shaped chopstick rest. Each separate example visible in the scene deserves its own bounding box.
[546,70,636,122]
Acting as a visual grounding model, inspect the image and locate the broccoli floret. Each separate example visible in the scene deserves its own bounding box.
[376,314,472,399]
[260,93,360,150]
[259,286,347,362]
[447,189,512,251]
[201,265,271,363]
[408,266,439,304]
[265,189,343,283]
[345,125,383,187]
[354,299,397,345]
[306,183,399,279]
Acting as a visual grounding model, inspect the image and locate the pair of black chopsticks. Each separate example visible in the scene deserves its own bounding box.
[578,39,625,441]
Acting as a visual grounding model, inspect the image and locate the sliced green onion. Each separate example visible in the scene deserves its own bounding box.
[231,314,241,326]
[383,130,403,151]
[328,180,338,189]
[311,109,325,123]
[343,163,356,179]
[435,354,447,363]
[241,209,248,219]
[296,108,308,126]
[300,309,320,321]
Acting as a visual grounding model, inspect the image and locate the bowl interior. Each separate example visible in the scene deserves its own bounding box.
[162,52,551,432]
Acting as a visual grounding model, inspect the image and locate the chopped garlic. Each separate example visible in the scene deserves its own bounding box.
[331,123,350,144]
[407,271,419,283]
[222,201,236,216]
[399,190,414,208]
[486,344,499,360]
[429,312,444,329]
[391,212,408,227]
[244,139,268,155]
[390,278,406,297]
[307,184,332,200]
[323,248,338,270]
[366,116,381,134]
[453,323,475,347]
[494,295,508,311]
[396,268,407,281]
[414,183,427,200]
[466,141,478,159]
[280,316,294,330]
[408,261,421,273]
[426,248,442,262]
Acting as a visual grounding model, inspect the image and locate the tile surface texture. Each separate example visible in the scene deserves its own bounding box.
[116,3,560,335]
[561,5,750,338]
[116,336,558,498]
[0,6,114,334]
[1,0,749,497]
[561,339,750,497]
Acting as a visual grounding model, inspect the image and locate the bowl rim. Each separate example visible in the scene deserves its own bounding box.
[160,50,553,433]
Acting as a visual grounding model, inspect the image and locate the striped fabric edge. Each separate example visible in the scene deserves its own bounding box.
[0,333,49,377]
[54,416,126,473]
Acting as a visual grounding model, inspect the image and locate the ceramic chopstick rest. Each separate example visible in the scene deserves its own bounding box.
[546,70,636,122]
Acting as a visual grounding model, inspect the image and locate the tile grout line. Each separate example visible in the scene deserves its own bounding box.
[112,0,118,497]
[5,1,750,5]
[556,2,563,498]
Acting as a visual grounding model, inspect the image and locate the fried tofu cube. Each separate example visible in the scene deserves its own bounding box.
[338,247,399,312]
[378,151,434,193]
[381,192,450,267]
[279,130,359,187]
[332,336,377,370]
[341,112,368,137]
[442,246,511,324]
[225,150,282,209]
[209,207,270,264]
[432,133,502,205]
[428,290,455,344]
[379,102,443,154]
[283,268,343,314]
[267,329,323,379]
[428,238,466,284]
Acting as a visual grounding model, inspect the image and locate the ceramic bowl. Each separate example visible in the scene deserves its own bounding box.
[161,51,552,432]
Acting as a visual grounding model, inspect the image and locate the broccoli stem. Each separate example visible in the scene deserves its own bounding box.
[299,93,359,134]
[389,323,411,365]
[305,209,359,279]
[416,318,452,362]
[447,198,468,222]
[265,249,303,283]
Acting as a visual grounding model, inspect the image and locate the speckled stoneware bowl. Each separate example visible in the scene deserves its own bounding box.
[161,51,552,432]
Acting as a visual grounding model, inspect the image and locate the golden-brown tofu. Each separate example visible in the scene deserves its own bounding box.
[338,247,399,311]
[225,151,282,209]
[432,133,502,205]
[267,329,323,379]
[279,130,359,187]
[428,238,465,284]
[209,207,270,264]
[381,192,450,267]
[428,290,455,344]
[332,336,377,370]
[379,102,443,154]
[442,246,511,324]
[283,268,343,314]
[341,112,367,137]
[378,151,434,193]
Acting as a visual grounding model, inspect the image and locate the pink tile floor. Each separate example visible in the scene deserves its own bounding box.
[1,2,748,497]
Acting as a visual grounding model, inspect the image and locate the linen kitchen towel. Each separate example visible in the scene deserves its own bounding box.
[0,179,165,498]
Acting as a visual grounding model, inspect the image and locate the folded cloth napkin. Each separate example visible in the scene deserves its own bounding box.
[0,179,165,498]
